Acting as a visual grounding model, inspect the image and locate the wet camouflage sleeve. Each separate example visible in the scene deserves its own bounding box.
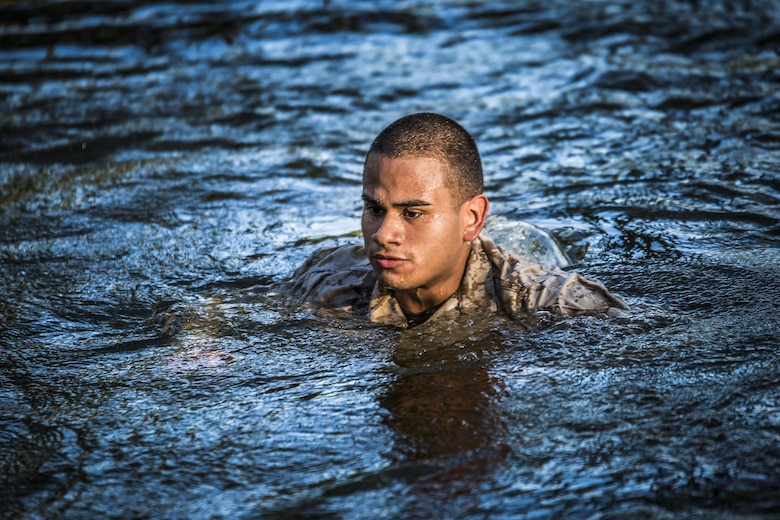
[479,235,627,317]
[280,244,375,312]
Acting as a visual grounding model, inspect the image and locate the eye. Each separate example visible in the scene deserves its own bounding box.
[364,204,383,216]
[403,209,423,220]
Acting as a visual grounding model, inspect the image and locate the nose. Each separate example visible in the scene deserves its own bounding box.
[371,212,404,247]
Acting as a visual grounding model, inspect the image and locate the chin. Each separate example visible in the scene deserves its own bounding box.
[375,272,411,291]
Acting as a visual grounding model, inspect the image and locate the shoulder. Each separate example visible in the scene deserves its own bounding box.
[478,234,626,315]
[293,243,368,276]
[477,234,542,284]
[285,243,375,310]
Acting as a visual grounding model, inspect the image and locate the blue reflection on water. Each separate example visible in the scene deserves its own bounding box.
[1,0,779,518]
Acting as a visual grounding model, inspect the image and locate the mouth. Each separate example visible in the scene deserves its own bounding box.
[373,253,405,269]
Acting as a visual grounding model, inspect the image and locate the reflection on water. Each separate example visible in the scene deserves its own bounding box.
[2,0,780,518]
[385,346,501,461]
[381,328,510,518]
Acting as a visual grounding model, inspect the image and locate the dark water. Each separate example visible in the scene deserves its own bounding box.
[2,0,780,518]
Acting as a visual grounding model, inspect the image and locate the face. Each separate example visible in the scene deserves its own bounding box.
[361,155,487,311]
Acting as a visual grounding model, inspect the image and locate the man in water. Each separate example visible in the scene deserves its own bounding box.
[283,112,626,328]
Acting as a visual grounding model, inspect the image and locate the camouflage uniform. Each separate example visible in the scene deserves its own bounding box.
[283,235,626,328]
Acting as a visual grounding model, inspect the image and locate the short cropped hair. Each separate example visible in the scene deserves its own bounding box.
[364,112,483,205]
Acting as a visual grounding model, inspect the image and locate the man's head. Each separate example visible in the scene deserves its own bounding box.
[361,113,489,315]
[364,112,483,206]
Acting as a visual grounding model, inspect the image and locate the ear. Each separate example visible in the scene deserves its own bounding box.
[461,194,489,242]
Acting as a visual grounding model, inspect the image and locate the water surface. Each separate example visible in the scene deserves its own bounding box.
[1,1,780,518]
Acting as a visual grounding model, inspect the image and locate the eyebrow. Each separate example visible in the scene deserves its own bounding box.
[361,195,432,208]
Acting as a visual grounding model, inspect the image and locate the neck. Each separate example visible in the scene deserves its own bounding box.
[396,287,455,316]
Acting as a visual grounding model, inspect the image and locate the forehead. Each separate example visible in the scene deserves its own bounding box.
[363,155,454,203]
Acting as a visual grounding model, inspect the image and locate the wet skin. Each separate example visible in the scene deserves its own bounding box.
[361,155,488,315]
